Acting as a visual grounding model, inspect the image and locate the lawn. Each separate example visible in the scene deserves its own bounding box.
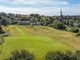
[0,25,78,60]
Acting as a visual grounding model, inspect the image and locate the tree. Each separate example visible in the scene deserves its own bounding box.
[6,49,34,60]
[30,14,40,18]
[1,19,9,26]
[76,32,80,37]
[49,20,66,30]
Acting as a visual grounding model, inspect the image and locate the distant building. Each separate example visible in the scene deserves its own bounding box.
[60,9,63,21]
[17,20,31,25]
[31,22,43,26]
[60,9,66,22]
[73,22,80,27]
[60,9,63,19]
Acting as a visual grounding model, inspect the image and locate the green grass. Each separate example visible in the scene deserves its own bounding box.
[0,25,73,60]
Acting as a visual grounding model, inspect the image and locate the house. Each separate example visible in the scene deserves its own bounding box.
[73,22,80,27]
[31,22,43,26]
[17,20,31,25]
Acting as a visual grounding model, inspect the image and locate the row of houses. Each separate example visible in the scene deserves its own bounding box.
[17,20,44,25]
[0,16,44,26]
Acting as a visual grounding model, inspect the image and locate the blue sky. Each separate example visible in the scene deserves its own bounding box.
[0,0,80,15]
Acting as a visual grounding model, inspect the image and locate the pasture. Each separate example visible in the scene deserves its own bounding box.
[0,25,80,60]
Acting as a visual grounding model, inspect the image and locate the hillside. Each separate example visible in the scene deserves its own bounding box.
[0,25,80,60]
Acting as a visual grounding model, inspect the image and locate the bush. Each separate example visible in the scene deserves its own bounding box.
[1,19,9,26]
[75,50,80,60]
[50,20,66,30]
[76,32,80,37]
[6,49,34,60]
[70,28,79,33]
[0,35,4,54]
[0,36,4,45]
[0,26,5,34]
[45,51,76,60]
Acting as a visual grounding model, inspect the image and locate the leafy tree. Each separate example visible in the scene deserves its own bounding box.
[49,20,66,30]
[6,49,34,60]
[30,14,40,18]
[68,19,74,27]
[1,19,9,26]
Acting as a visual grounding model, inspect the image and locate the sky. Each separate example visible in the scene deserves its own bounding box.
[0,0,80,16]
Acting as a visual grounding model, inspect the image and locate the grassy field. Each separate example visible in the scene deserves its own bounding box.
[0,25,80,60]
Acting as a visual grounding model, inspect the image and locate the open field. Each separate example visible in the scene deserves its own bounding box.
[0,25,80,60]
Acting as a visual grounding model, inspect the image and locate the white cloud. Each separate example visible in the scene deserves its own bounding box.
[0,5,80,16]
[0,0,69,8]
[0,0,80,15]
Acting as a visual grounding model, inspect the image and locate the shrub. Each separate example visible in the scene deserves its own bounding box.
[70,28,79,33]
[76,32,80,37]
[0,26,5,34]
[45,51,76,60]
[1,19,9,26]
[0,35,4,54]
[0,36,4,45]
[75,50,80,60]
[50,20,66,30]
[6,49,34,60]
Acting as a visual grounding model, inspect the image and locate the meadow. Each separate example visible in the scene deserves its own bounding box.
[0,25,80,60]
